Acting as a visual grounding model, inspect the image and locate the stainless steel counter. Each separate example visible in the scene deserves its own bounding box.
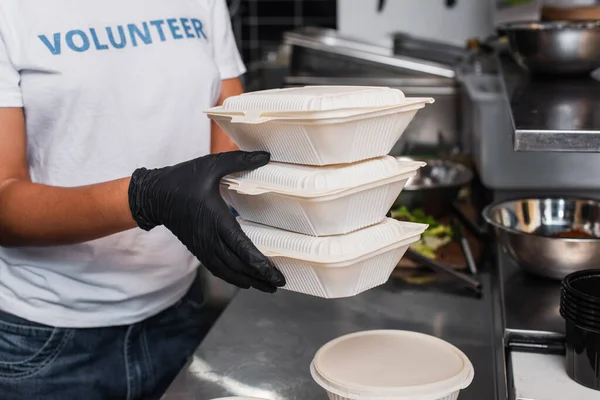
[162,273,498,400]
[499,57,600,152]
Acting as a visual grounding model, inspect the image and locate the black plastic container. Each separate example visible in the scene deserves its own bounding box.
[560,300,600,329]
[563,270,600,305]
[562,288,600,311]
[561,304,600,330]
[562,270,600,390]
[565,320,600,390]
[561,295,600,319]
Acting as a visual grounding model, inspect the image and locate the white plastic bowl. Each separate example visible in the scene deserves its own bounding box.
[222,157,425,236]
[205,86,434,166]
[239,218,426,298]
[311,330,474,400]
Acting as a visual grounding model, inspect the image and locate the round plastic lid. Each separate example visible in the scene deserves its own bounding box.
[311,330,474,399]
[211,397,269,400]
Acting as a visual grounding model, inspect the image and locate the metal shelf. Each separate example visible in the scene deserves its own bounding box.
[499,56,600,152]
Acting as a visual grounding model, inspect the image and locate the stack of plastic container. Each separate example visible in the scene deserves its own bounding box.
[206,86,434,298]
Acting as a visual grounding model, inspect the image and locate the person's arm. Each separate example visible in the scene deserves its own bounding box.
[0,108,136,247]
[210,77,243,154]
[209,0,246,154]
[0,107,284,292]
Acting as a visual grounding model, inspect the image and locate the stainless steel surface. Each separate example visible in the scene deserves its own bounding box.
[493,247,565,400]
[498,249,564,339]
[498,54,600,153]
[283,27,456,78]
[394,158,473,217]
[500,21,600,75]
[483,197,600,280]
[463,69,600,190]
[393,32,468,66]
[284,75,456,92]
[284,75,461,151]
[163,275,497,399]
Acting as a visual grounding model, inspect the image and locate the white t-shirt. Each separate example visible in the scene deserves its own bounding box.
[0,0,245,327]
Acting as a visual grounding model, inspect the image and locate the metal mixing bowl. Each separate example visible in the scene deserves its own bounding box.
[394,158,473,217]
[482,198,600,280]
[500,20,600,75]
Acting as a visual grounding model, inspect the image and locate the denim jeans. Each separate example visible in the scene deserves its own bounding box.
[0,273,209,400]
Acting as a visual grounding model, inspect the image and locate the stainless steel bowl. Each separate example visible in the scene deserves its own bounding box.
[500,20,600,75]
[394,158,473,217]
[482,198,600,280]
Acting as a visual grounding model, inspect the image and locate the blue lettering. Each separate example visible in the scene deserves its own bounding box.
[167,18,183,40]
[89,28,109,50]
[106,26,127,49]
[38,17,205,55]
[38,33,61,55]
[65,30,90,53]
[150,20,167,42]
[180,18,195,38]
[128,22,152,47]
[191,19,207,39]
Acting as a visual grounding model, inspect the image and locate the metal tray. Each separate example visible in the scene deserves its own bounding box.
[283,27,456,78]
[393,32,468,66]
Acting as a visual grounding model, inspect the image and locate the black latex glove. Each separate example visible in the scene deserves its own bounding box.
[128,151,286,293]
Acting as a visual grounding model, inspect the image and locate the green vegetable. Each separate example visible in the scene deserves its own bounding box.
[411,243,436,259]
[427,225,453,237]
[391,205,454,260]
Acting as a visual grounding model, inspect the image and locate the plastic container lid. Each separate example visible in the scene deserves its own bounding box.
[211,398,269,400]
[311,330,474,399]
[223,156,425,197]
[222,86,407,113]
[238,218,427,263]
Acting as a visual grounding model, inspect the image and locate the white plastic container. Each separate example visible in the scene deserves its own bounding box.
[211,398,269,400]
[310,330,474,400]
[222,156,425,236]
[205,86,434,165]
[220,86,406,113]
[239,218,426,298]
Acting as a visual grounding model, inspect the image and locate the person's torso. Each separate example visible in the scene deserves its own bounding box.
[0,0,232,327]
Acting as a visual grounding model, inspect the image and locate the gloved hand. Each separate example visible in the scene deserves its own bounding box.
[128,151,286,293]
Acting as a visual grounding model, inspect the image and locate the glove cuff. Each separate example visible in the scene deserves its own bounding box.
[128,168,159,231]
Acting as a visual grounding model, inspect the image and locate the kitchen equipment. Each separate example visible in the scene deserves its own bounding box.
[310,330,474,400]
[284,27,456,78]
[239,218,427,299]
[499,20,600,75]
[393,158,473,217]
[206,86,433,166]
[482,197,600,280]
[406,248,482,294]
[393,32,468,66]
[561,270,600,390]
[221,157,424,236]
[454,218,478,275]
[461,70,600,190]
